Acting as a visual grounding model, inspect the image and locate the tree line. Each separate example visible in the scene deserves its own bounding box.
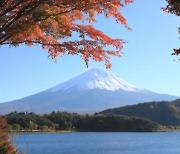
[4,111,160,132]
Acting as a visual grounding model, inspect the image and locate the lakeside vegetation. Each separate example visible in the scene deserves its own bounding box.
[0,117,17,154]
[4,99,180,133]
[4,111,162,132]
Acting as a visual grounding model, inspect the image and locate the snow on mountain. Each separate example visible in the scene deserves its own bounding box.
[47,68,142,92]
[0,68,179,114]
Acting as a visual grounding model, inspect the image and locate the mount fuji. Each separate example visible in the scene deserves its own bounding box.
[0,68,178,114]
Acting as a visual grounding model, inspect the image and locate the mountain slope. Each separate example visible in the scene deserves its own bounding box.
[101,99,180,126]
[0,68,178,114]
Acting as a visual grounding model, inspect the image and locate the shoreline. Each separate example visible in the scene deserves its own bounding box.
[10,129,180,134]
[10,130,76,133]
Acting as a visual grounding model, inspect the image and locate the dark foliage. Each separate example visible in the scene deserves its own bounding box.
[165,0,180,55]
[101,99,180,126]
[5,112,159,132]
[166,0,180,16]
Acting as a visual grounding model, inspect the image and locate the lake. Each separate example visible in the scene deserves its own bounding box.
[13,132,180,154]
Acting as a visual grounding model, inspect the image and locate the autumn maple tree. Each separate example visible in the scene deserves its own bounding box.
[0,117,17,154]
[164,0,180,55]
[0,0,133,68]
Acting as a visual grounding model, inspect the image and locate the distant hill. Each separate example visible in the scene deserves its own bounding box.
[101,99,180,126]
[0,69,178,114]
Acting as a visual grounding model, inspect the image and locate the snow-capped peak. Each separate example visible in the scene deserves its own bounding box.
[48,68,142,92]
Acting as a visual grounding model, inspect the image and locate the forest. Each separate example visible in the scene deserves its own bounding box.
[4,111,161,132]
[101,99,180,126]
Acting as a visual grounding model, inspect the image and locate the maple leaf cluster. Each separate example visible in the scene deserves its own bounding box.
[0,117,17,154]
[0,0,133,68]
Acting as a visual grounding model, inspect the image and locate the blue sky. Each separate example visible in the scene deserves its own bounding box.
[0,0,179,103]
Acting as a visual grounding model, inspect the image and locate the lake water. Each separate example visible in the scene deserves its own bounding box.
[13,132,180,154]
